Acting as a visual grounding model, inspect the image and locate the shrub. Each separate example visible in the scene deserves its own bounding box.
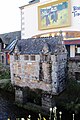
[0,64,10,79]
[55,79,80,113]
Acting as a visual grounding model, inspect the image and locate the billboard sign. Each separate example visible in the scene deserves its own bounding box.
[38,0,70,30]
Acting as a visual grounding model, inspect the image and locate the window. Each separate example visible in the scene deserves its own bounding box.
[44,55,48,61]
[14,54,19,60]
[24,55,29,60]
[22,17,24,20]
[75,45,80,56]
[22,11,24,15]
[41,55,50,62]
[22,22,25,25]
[2,56,4,63]
[22,27,25,30]
[31,55,35,61]
[21,33,25,36]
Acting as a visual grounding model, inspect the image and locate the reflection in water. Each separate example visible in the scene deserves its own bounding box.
[0,90,80,120]
[0,90,37,120]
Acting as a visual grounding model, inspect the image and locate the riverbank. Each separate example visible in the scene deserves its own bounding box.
[16,102,49,116]
[0,89,36,120]
[15,79,80,119]
[0,79,50,118]
[0,89,80,120]
[0,64,80,119]
[0,78,80,119]
[0,79,48,119]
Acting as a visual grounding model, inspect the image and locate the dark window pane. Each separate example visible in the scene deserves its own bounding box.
[45,55,48,61]
[24,55,29,60]
[31,55,35,61]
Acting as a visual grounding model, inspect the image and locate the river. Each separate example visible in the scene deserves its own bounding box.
[0,89,80,120]
[0,90,39,120]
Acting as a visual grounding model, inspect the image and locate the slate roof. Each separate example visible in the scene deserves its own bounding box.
[29,0,40,4]
[5,39,18,52]
[15,37,61,54]
[0,31,21,45]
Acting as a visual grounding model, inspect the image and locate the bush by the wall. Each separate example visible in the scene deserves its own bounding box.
[0,63,10,79]
[55,80,80,114]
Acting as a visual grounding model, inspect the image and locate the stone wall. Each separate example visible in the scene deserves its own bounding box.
[51,53,67,94]
[42,93,54,109]
[10,54,52,92]
[10,51,67,95]
[15,87,23,103]
[42,62,52,83]
[68,57,80,81]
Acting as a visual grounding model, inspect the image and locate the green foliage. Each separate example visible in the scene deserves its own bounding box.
[3,81,14,93]
[0,79,14,93]
[55,80,80,114]
[0,69,10,79]
[0,64,10,79]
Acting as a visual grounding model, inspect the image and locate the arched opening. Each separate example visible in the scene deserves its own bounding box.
[0,38,4,51]
[2,55,4,63]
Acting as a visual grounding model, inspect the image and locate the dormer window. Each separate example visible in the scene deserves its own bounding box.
[42,43,50,54]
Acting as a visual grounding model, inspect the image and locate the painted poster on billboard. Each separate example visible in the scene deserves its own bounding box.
[38,0,70,30]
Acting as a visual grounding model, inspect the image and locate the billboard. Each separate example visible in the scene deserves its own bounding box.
[38,0,70,30]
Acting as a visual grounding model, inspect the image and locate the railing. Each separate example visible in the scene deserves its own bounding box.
[7,107,75,120]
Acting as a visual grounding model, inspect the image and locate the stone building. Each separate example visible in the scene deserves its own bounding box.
[68,57,80,82]
[0,31,21,65]
[10,35,67,108]
[17,0,80,86]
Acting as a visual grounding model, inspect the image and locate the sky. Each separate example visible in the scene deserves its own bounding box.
[0,0,29,34]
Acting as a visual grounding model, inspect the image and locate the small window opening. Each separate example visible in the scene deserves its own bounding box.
[44,55,48,61]
[24,55,29,60]
[31,55,35,61]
